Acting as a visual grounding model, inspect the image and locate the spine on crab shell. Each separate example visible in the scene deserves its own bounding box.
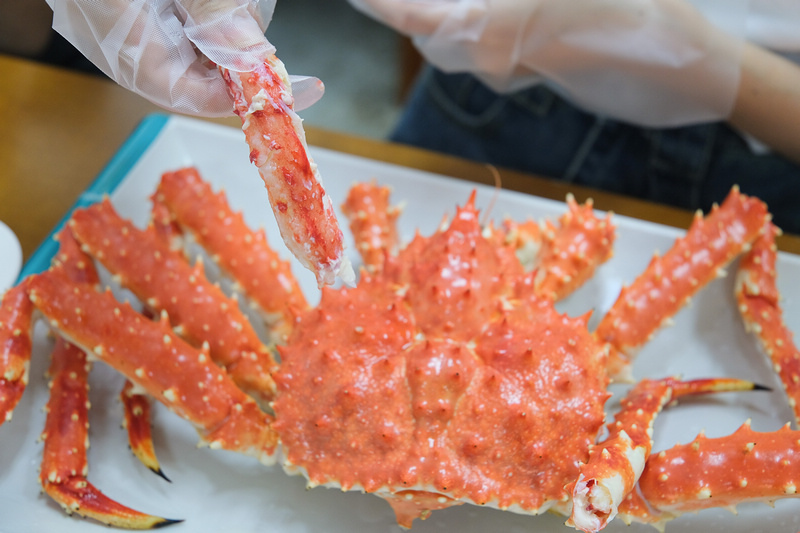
[0,282,33,425]
[220,56,355,288]
[735,222,800,425]
[567,377,764,533]
[153,167,309,343]
[595,187,770,380]
[501,195,616,302]
[67,199,279,405]
[27,269,280,463]
[341,181,402,273]
[617,421,800,528]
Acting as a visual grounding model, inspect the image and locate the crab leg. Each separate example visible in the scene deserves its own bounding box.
[504,195,616,302]
[153,167,308,343]
[568,377,765,532]
[341,181,402,273]
[121,378,169,481]
[40,337,180,529]
[220,57,354,288]
[0,282,33,424]
[735,222,800,424]
[595,187,770,380]
[28,268,279,462]
[617,421,800,528]
[39,228,178,527]
[67,199,278,405]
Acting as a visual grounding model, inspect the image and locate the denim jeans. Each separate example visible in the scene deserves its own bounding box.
[392,67,800,235]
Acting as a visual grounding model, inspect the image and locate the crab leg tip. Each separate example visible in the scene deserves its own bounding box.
[151,467,171,483]
[151,518,185,529]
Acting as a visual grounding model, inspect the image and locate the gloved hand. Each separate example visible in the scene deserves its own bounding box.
[350,0,745,127]
[46,0,323,117]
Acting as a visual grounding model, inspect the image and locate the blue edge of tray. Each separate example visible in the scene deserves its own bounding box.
[17,113,170,283]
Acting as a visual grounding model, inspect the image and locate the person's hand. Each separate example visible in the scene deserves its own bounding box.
[350,0,744,127]
[46,0,323,117]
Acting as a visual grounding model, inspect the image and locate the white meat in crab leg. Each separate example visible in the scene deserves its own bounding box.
[220,56,355,288]
[735,222,800,425]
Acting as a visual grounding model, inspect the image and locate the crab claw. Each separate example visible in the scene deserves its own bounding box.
[40,337,182,529]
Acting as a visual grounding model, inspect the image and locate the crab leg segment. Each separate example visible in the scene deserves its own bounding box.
[154,168,308,342]
[595,187,769,380]
[0,283,33,424]
[121,380,168,481]
[568,377,764,532]
[57,226,165,478]
[40,228,178,527]
[40,337,180,529]
[618,421,800,528]
[341,181,401,273]
[67,199,278,404]
[27,270,279,463]
[735,222,800,424]
[507,195,616,302]
[220,57,354,287]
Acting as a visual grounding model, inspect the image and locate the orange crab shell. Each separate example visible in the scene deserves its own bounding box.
[272,195,610,523]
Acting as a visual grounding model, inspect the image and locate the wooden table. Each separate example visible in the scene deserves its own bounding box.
[1,53,798,262]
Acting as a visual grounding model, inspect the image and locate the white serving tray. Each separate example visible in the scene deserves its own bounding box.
[2,114,799,533]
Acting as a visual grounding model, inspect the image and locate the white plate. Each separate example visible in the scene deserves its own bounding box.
[0,220,22,292]
[3,114,800,533]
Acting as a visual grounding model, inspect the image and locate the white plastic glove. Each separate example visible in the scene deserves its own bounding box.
[349,0,746,127]
[46,0,323,117]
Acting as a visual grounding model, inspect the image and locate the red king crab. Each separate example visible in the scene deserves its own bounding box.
[2,156,800,532]
[2,49,800,533]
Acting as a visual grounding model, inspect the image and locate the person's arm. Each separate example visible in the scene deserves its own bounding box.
[729,42,800,165]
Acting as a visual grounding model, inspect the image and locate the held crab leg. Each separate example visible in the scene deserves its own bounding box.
[735,222,800,424]
[0,282,34,423]
[67,199,279,405]
[568,377,766,532]
[153,167,308,343]
[617,421,800,528]
[220,56,355,288]
[27,269,279,462]
[595,187,770,380]
[341,181,402,273]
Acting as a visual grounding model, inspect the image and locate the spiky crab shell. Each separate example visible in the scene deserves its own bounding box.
[273,197,610,517]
